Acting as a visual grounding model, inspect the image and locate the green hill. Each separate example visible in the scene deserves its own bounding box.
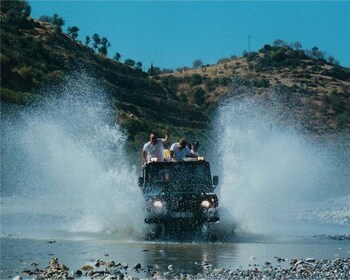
[1,1,349,152]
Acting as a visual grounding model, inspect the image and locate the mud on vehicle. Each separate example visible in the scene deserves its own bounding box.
[138,158,219,239]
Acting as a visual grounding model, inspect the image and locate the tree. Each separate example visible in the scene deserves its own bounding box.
[273,39,286,47]
[311,46,325,60]
[193,59,203,68]
[52,14,65,31]
[1,0,31,16]
[135,61,143,70]
[67,26,79,40]
[1,0,31,27]
[85,36,91,46]
[125,59,135,67]
[98,45,107,56]
[98,37,110,56]
[148,63,161,76]
[39,15,51,23]
[113,52,121,62]
[290,41,302,50]
[92,33,101,50]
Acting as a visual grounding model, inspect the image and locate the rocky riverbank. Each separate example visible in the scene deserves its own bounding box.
[14,256,350,279]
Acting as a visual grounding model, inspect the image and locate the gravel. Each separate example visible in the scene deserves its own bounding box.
[15,256,350,279]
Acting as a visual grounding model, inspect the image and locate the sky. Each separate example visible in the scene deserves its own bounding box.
[29,1,350,70]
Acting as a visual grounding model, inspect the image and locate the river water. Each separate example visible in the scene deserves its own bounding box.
[1,76,349,278]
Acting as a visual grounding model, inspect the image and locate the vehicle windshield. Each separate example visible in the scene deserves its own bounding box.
[144,162,213,194]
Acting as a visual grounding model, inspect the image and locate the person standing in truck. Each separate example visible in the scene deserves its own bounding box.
[191,141,200,156]
[142,128,170,164]
[170,138,197,162]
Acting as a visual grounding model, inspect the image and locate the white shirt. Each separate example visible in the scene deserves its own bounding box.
[143,139,164,163]
[170,143,191,161]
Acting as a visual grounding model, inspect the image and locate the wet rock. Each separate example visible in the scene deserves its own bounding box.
[22,270,32,275]
[133,263,141,270]
[72,269,83,277]
[82,264,94,271]
[114,270,124,279]
[12,276,22,280]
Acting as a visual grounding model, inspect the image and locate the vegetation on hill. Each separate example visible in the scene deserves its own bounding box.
[1,0,349,154]
[156,41,350,132]
[0,1,210,152]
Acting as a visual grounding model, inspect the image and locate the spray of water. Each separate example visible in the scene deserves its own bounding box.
[1,73,145,239]
[215,94,350,236]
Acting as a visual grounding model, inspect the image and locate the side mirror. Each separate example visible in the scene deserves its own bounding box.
[213,175,219,187]
[138,177,144,188]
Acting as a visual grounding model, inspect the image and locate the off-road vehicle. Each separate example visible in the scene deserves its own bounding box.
[138,158,219,239]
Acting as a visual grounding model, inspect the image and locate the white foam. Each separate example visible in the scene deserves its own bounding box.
[1,74,145,239]
[215,96,350,235]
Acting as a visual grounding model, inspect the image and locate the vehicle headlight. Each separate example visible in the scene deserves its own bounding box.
[201,200,211,208]
[153,200,163,208]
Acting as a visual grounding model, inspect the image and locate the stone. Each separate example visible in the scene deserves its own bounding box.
[82,265,94,271]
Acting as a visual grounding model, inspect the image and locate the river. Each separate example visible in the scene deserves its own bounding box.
[1,76,349,278]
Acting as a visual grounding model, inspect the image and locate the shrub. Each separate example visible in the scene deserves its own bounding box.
[189,74,203,86]
[243,51,259,62]
[193,88,206,105]
[270,49,287,62]
[0,88,41,105]
[193,59,203,68]
[217,57,230,64]
[14,65,38,85]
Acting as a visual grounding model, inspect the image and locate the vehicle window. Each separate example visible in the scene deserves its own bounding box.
[146,163,211,185]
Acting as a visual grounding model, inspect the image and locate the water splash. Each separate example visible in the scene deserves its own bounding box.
[1,74,145,239]
[215,95,350,236]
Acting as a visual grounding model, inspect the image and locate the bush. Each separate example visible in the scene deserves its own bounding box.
[336,111,350,128]
[193,88,205,105]
[0,88,41,105]
[270,49,287,62]
[189,74,203,86]
[217,57,230,64]
[14,65,42,85]
[243,51,259,62]
[322,65,350,81]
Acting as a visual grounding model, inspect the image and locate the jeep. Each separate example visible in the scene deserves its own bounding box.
[138,159,219,239]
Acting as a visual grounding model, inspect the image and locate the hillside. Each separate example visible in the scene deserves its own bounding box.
[1,2,350,152]
[157,48,350,133]
[0,3,209,150]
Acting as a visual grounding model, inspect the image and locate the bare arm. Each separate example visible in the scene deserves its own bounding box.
[187,153,198,158]
[162,128,170,143]
[142,149,147,163]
